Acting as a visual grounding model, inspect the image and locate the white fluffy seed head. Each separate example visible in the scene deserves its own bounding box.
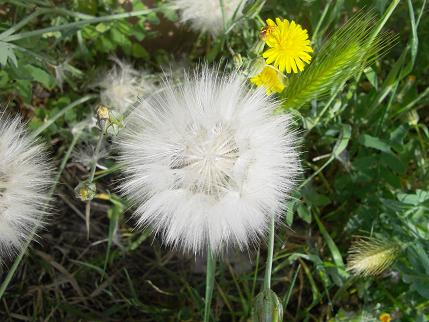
[172,0,247,36]
[116,67,300,254]
[0,113,53,257]
[98,59,155,114]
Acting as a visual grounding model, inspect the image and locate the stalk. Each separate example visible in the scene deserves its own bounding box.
[263,215,275,291]
[85,121,108,237]
[203,247,217,322]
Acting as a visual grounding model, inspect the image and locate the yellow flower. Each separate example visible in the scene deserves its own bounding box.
[379,313,392,322]
[262,18,313,74]
[250,66,285,95]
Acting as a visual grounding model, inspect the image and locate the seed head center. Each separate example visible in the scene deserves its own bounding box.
[172,122,239,196]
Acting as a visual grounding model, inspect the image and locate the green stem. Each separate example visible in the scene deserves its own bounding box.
[88,123,107,184]
[311,0,332,44]
[251,248,260,298]
[3,7,168,42]
[31,95,96,139]
[0,131,81,300]
[304,83,344,137]
[51,132,82,194]
[204,247,217,322]
[263,215,275,291]
[85,121,108,237]
[369,0,401,46]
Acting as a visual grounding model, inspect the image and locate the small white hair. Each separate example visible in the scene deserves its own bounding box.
[98,58,155,114]
[172,0,248,36]
[116,66,300,254]
[0,112,53,257]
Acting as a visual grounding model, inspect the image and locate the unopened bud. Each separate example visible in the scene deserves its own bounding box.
[75,181,97,201]
[233,54,243,68]
[96,104,110,130]
[407,110,419,126]
[252,289,283,322]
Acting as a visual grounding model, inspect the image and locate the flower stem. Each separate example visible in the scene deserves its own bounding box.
[369,0,401,46]
[85,121,108,237]
[203,247,217,322]
[88,122,107,183]
[263,215,275,291]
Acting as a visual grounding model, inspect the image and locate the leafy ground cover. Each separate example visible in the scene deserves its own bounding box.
[0,0,428,321]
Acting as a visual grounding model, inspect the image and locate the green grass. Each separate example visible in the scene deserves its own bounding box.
[0,0,429,321]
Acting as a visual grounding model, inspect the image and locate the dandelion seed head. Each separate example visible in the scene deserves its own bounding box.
[116,67,300,254]
[98,58,155,114]
[172,0,247,36]
[0,113,53,256]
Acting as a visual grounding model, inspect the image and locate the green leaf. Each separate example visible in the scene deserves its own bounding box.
[161,6,178,21]
[380,153,406,174]
[15,79,32,103]
[286,201,295,226]
[131,43,149,59]
[303,186,331,207]
[23,65,56,89]
[95,23,110,33]
[333,124,352,158]
[98,35,116,52]
[359,134,391,153]
[76,0,98,15]
[297,204,311,223]
[0,41,17,67]
[110,28,131,47]
[0,70,9,86]
[314,213,347,279]
[364,67,378,89]
[130,28,146,41]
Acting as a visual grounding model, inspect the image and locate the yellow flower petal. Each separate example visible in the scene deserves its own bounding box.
[266,18,276,26]
[379,313,392,322]
[262,17,313,74]
[250,66,285,95]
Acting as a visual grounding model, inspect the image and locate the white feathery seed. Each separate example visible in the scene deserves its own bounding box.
[73,142,108,170]
[172,0,247,36]
[98,58,155,114]
[116,67,300,254]
[0,113,53,256]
